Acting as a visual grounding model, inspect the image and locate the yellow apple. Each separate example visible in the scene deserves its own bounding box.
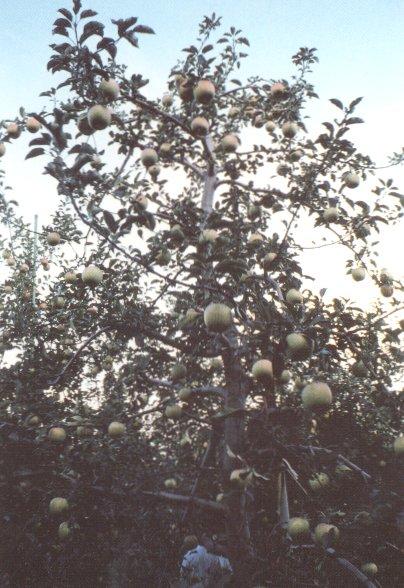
[280,370,292,384]
[265,120,276,133]
[108,421,126,438]
[351,267,365,281]
[162,93,173,107]
[164,478,177,489]
[49,497,69,515]
[285,289,303,304]
[140,148,158,168]
[393,436,404,455]
[170,363,187,382]
[82,265,103,286]
[286,333,311,360]
[58,521,70,540]
[26,117,42,133]
[262,252,277,270]
[149,164,161,180]
[48,427,66,442]
[282,122,298,139]
[323,207,339,222]
[64,271,77,284]
[287,517,310,540]
[199,229,218,244]
[159,142,172,157]
[361,563,378,577]
[178,81,193,102]
[47,232,61,246]
[309,473,330,492]
[77,114,94,135]
[289,149,303,162]
[87,105,112,130]
[230,468,253,487]
[252,359,273,383]
[6,122,21,138]
[380,285,393,297]
[191,116,210,137]
[270,82,286,98]
[220,134,240,153]
[301,382,332,412]
[99,78,120,101]
[165,404,182,420]
[178,387,192,401]
[314,523,339,546]
[344,172,360,188]
[54,296,65,309]
[193,80,215,104]
[204,303,232,332]
[248,232,264,246]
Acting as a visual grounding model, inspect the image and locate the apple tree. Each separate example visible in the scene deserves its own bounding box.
[0,1,403,586]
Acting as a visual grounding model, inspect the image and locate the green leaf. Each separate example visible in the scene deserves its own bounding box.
[133,25,155,34]
[349,96,363,109]
[81,9,98,19]
[346,117,364,125]
[73,0,82,15]
[322,122,334,134]
[58,8,73,21]
[53,18,71,28]
[80,21,104,43]
[29,135,51,147]
[97,37,117,59]
[329,98,343,110]
[25,148,45,160]
[103,211,118,233]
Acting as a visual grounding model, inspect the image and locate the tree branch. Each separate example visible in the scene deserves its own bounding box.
[131,96,191,135]
[215,179,275,195]
[181,425,221,523]
[143,491,227,514]
[192,386,226,398]
[176,155,205,178]
[49,326,111,386]
[287,445,372,480]
[326,548,377,588]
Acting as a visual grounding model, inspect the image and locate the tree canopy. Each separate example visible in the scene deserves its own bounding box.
[0,1,403,586]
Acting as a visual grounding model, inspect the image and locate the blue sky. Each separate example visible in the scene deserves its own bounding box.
[1,0,403,116]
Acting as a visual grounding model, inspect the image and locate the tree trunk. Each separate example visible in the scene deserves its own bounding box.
[201,157,254,584]
[107,539,131,588]
[221,344,254,585]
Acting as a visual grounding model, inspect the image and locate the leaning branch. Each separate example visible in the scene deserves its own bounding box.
[288,445,371,480]
[291,545,377,587]
[326,548,377,588]
[143,491,227,514]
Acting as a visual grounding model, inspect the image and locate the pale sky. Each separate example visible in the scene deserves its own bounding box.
[0,0,403,310]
